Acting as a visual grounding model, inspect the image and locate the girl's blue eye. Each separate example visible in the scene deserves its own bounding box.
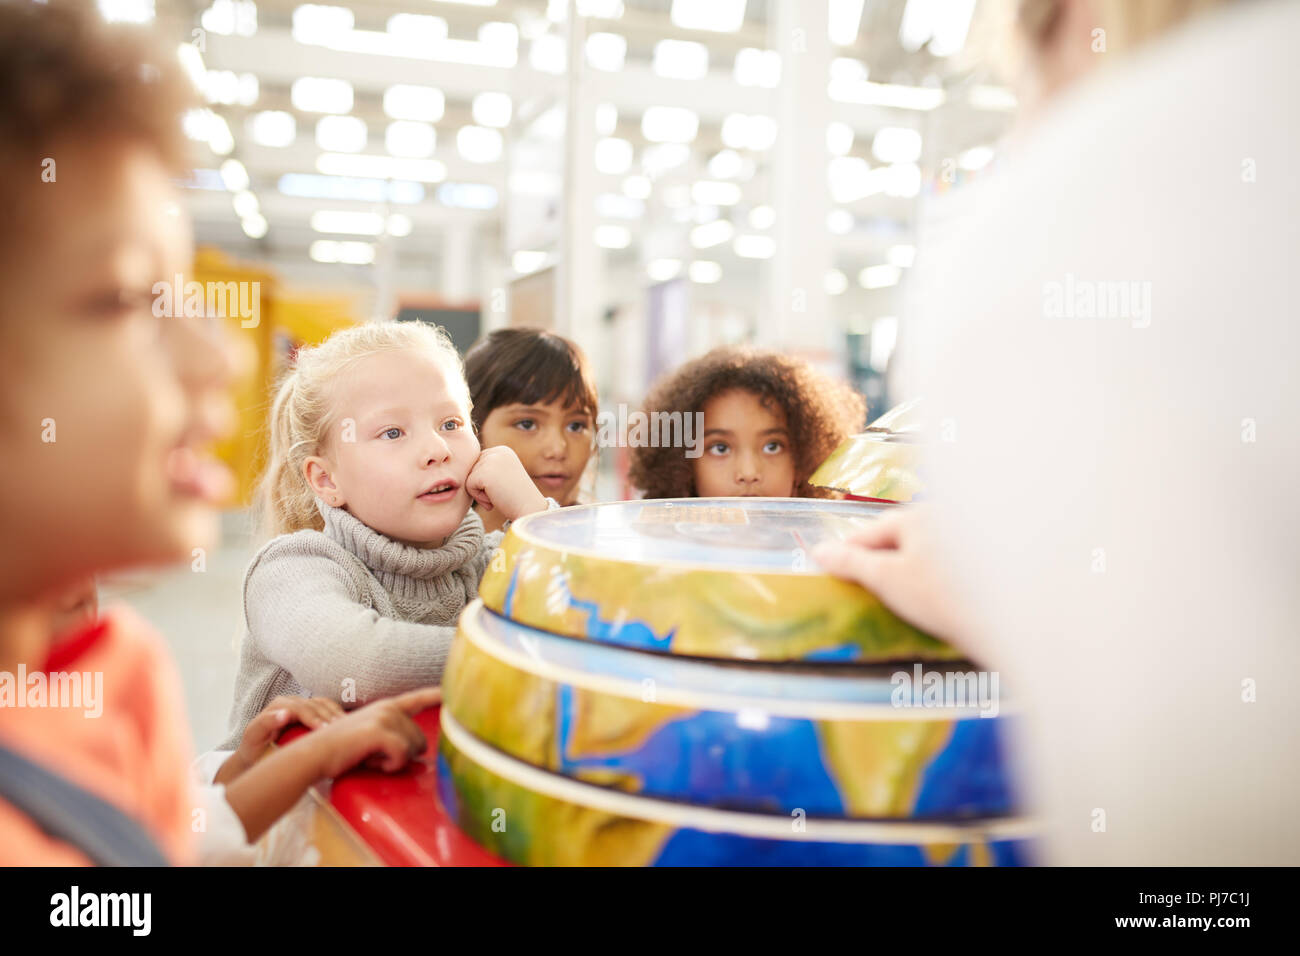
[442,419,462,431]
[382,427,402,440]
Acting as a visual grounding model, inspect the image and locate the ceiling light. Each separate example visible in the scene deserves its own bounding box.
[596,194,644,219]
[641,143,691,174]
[885,162,921,198]
[670,0,745,33]
[653,39,709,80]
[310,239,375,265]
[641,106,699,144]
[280,174,424,204]
[595,138,634,175]
[969,85,1018,111]
[596,103,618,136]
[830,57,869,82]
[586,32,626,72]
[207,115,234,156]
[859,264,901,289]
[240,214,268,239]
[958,145,994,170]
[734,234,775,259]
[384,85,445,122]
[478,21,518,51]
[900,0,975,56]
[689,260,722,283]
[219,158,249,192]
[311,210,386,235]
[249,110,295,148]
[292,77,353,114]
[691,181,742,206]
[231,190,259,219]
[827,209,854,234]
[316,115,367,153]
[472,92,512,128]
[662,185,691,208]
[386,121,436,158]
[734,48,779,88]
[870,316,899,371]
[576,0,624,15]
[707,149,744,179]
[828,0,865,46]
[827,156,873,203]
[292,5,354,45]
[623,175,651,200]
[201,1,255,36]
[826,122,854,157]
[512,250,547,274]
[720,113,777,151]
[385,13,448,44]
[594,225,631,249]
[690,219,734,249]
[457,126,504,163]
[748,205,775,230]
[438,182,499,209]
[829,80,944,111]
[98,0,154,24]
[530,34,566,74]
[647,258,682,281]
[888,244,916,268]
[872,127,923,164]
[317,153,447,182]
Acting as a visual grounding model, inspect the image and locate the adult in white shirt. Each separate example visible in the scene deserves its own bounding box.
[815,0,1300,864]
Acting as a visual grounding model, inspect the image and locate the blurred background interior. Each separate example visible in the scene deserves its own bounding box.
[92,0,1018,750]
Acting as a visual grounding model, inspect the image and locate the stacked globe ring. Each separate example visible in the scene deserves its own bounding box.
[439,497,1034,866]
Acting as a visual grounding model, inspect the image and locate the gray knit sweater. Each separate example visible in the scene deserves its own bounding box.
[218,500,505,751]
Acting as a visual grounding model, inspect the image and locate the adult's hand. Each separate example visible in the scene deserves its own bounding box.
[811,505,973,652]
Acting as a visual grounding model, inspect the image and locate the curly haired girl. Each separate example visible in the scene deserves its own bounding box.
[629,347,866,499]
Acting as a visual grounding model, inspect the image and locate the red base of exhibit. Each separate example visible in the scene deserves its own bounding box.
[279,706,508,867]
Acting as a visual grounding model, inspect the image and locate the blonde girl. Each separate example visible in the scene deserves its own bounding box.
[221,321,551,748]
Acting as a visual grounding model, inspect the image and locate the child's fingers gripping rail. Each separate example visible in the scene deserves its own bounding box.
[317,686,443,778]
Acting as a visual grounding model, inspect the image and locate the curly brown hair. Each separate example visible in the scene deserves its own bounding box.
[629,347,866,499]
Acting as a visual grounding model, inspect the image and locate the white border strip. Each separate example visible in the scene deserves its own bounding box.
[461,601,1009,722]
[441,708,1037,845]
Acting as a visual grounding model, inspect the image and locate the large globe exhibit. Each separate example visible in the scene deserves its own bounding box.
[441,497,1032,866]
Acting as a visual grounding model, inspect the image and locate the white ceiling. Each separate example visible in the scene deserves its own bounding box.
[154,0,1014,298]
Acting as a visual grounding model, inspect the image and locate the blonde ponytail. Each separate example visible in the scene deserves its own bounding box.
[255,321,467,538]
[258,374,320,536]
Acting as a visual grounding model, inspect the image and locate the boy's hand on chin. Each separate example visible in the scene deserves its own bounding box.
[465,445,548,521]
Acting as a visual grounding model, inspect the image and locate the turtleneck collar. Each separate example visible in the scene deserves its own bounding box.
[315,499,485,599]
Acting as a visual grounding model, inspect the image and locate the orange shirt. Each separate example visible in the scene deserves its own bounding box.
[0,604,197,865]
